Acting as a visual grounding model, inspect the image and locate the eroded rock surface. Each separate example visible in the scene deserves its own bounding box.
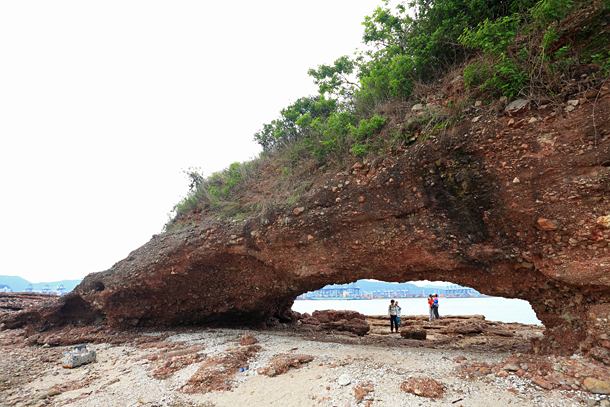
[2,93,610,360]
[257,353,314,377]
[368,314,518,341]
[299,310,370,336]
[0,293,57,318]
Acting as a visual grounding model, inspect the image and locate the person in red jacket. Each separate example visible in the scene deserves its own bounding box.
[433,294,440,320]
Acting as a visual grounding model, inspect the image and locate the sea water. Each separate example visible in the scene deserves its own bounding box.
[292,297,542,325]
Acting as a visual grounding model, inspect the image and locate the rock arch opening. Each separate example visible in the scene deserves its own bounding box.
[292,279,542,325]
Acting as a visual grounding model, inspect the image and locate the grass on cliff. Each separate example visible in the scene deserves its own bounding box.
[164,0,610,232]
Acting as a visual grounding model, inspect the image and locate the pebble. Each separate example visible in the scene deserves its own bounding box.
[337,374,351,386]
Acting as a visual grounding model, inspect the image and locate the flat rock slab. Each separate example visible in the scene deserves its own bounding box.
[400,327,427,340]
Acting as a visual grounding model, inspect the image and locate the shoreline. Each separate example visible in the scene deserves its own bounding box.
[293,297,543,325]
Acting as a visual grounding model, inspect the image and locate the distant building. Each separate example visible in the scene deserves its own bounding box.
[0,284,12,293]
[299,284,362,299]
[445,284,481,297]
[370,289,411,298]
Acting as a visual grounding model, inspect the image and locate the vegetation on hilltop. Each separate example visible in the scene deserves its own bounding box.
[165,0,610,232]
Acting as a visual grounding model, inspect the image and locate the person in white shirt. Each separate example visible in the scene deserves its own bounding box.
[388,300,399,333]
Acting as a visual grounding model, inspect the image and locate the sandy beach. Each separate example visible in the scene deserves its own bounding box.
[2,315,607,407]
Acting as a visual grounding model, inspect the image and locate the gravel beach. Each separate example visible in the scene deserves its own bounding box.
[1,318,606,407]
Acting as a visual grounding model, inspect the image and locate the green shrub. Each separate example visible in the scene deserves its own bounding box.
[458,0,604,97]
[592,51,610,76]
[254,96,337,153]
[351,143,371,157]
[349,115,388,140]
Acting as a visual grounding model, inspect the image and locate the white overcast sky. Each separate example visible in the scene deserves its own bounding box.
[1,1,408,283]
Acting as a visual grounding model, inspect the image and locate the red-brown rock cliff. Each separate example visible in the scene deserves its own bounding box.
[3,91,610,358]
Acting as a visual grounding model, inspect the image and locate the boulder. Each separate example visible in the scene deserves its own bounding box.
[312,309,366,322]
[505,99,530,116]
[310,310,370,336]
[400,378,443,398]
[61,345,96,368]
[584,377,610,395]
[400,327,427,340]
[299,313,321,327]
[240,334,258,346]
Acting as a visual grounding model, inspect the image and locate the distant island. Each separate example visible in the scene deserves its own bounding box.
[296,280,485,300]
[0,275,82,296]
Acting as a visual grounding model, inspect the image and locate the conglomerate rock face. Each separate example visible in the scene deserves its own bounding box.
[3,93,610,357]
[0,293,57,319]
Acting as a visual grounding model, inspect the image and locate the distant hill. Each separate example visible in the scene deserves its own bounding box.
[0,275,81,293]
[0,275,31,292]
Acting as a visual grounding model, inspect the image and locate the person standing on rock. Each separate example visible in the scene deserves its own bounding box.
[388,300,399,333]
[433,294,440,320]
[427,295,435,322]
[396,301,402,328]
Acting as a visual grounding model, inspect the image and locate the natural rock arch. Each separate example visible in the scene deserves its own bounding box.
[4,98,610,358]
